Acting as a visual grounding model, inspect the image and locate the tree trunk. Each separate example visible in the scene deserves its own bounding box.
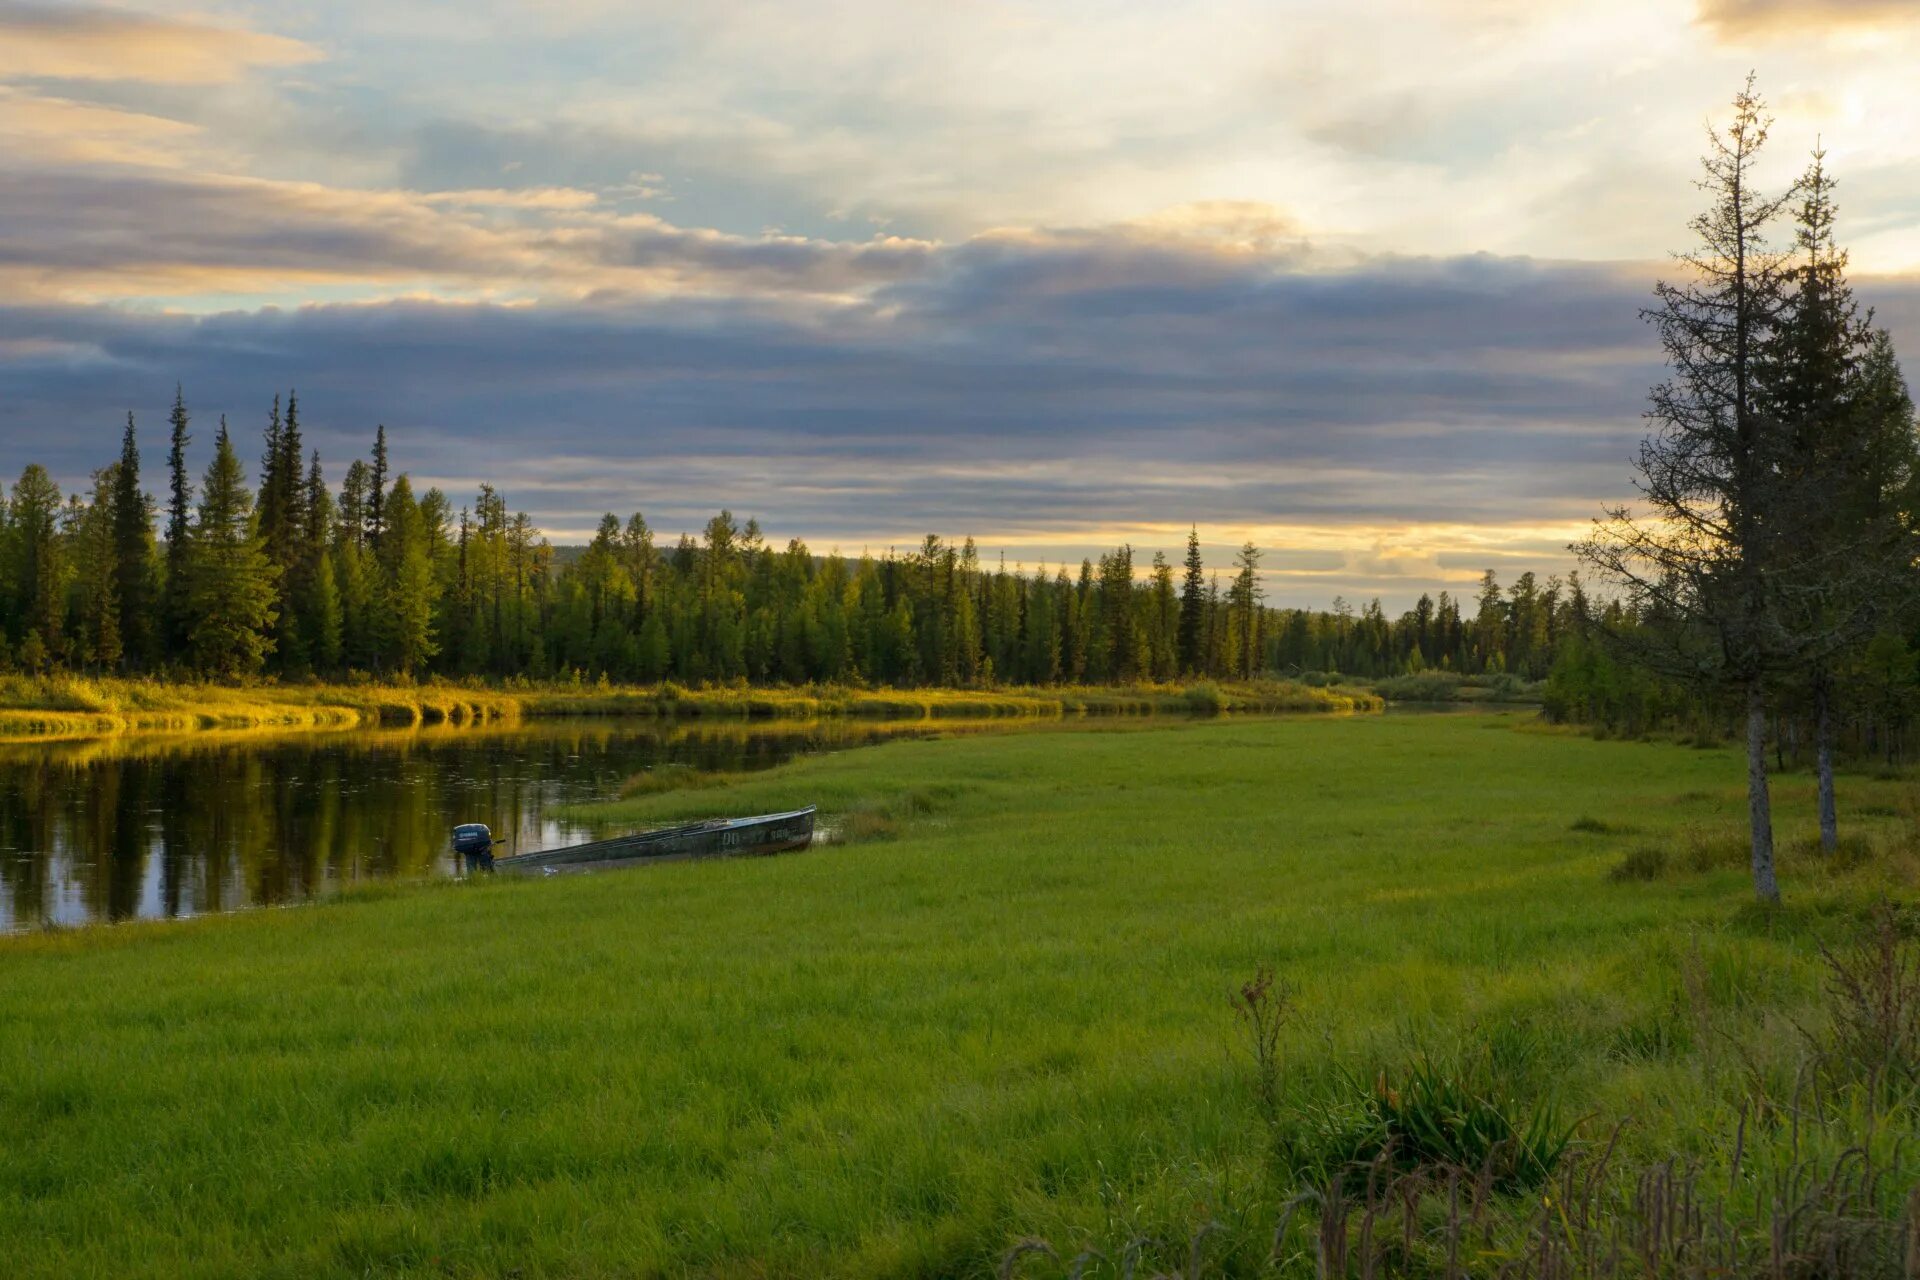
[1746,679,1780,903]
[1815,674,1837,856]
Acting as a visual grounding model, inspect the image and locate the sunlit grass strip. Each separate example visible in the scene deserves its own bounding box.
[0,676,520,743]
[519,678,1381,720]
[0,676,1377,742]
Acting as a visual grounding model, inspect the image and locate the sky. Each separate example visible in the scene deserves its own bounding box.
[2,0,1918,609]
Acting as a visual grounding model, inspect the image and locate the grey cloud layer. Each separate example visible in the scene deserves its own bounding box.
[0,167,938,298]
[0,242,1679,519]
[4,231,1916,604]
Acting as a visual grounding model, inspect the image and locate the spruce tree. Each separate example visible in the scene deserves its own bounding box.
[77,466,124,670]
[1150,550,1176,678]
[110,414,156,668]
[339,460,370,550]
[1177,526,1206,675]
[297,448,343,674]
[280,393,307,539]
[7,466,66,660]
[1575,77,1800,902]
[376,476,437,674]
[1229,542,1264,679]
[271,392,311,671]
[1098,544,1136,682]
[367,425,389,547]
[257,395,284,553]
[186,419,279,676]
[162,387,194,654]
[1764,153,1920,853]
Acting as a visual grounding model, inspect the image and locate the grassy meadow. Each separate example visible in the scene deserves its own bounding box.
[2,713,1916,1277]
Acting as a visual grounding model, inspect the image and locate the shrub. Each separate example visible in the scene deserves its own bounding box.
[1372,672,1466,702]
[1182,682,1227,714]
[1608,845,1669,882]
[1681,825,1749,873]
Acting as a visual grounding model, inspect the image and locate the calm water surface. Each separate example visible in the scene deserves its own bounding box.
[0,717,982,930]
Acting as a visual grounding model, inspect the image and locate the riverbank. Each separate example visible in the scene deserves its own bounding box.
[0,677,520,742]
[2,714,1912,1277]
[0,675,1380,743]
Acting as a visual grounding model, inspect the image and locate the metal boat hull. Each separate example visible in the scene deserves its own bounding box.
[495,806,816,874]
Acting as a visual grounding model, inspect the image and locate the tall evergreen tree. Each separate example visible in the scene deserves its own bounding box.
[1764,152,1920,853]
[6,465,66,665]
[1575,77,1800,902]
[74,465,124,670]
[1229,542,1264,679]
[257,395,284,552]
[376,476,437,674]
[339,460,371,550]
[367,425,389,547]
[186,419,279,676]
[162,386,194,654]
[1149,550,1177,679]
[110,414,156,668]
[1177,526,1206,675]
[301,451,342,674]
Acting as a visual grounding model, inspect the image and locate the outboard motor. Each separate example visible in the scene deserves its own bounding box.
[453,822,502,872]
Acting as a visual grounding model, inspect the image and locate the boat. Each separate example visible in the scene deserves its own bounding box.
[453,807,816,875]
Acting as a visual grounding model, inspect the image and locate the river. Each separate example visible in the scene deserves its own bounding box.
[0,717,983,930]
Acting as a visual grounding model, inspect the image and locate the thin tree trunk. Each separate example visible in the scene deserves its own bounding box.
[1815,674,1837,855]
[1746,679,1780,903]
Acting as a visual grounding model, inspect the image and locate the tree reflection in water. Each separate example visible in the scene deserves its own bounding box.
[0,718,953,929]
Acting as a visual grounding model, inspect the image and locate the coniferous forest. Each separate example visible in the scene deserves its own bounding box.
[1,392,1590,689]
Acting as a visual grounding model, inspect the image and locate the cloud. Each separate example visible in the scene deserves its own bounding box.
[0,168,938,303]
[0,243,1664,583]
[417,188,604,211]
[0,3,320,85]
[1697,0,1920,38]
[0,214,1914,606]
[0,86,200,166]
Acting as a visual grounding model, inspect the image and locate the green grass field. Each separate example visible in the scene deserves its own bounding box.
[2,713,1914,1278]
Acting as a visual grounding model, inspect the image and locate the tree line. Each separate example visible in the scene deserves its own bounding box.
[1565,78,1920,902]
[1,399,1595,689]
